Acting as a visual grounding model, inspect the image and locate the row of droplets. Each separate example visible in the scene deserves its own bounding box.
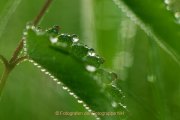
[23,24,101,120]
[46,26,104,73]
[28,59,101,120]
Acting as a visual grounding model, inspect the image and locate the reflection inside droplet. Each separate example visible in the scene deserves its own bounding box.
[50,37,58,44]
[86,65,96,72]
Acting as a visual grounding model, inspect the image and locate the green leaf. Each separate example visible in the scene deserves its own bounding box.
[113,0,180,64]
[24,25,127,120]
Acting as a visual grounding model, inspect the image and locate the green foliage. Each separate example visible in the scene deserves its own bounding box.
[0,0,180,120]
[24,25,127,120]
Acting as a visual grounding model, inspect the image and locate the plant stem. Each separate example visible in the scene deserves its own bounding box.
[0,68,10,97]
[0,55,8,67]
[0,0,54,97]
[9,39,24,63]
[33,0,53,26]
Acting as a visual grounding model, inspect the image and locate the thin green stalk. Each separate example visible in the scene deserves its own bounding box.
[0,0,54,97]
[0,68,10,96]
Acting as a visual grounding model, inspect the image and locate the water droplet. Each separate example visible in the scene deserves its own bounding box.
[69,92,74,96]
[78,100,83,103]
[86,65,96,72]
[110,72,118,80]
[50,75,54,79]
[88,48,96,56]
[111,101,118,108]
[147,74,156,83]
[73,95,78,99]
[71,34,79,42]
[175,12,180,23]
[37,65,41,68]
[57,82,61,84]
[119,102,127,109]
[33,63,37,66]
[62,86,68,90]
[50,37,58,44]
[45,72,49,75]
[41,69,46,72]
[88,109,92,112]
[85,106,90,110]
[53,78,58,81]
[164,0,171,4]
[47,25,60,34]
[91,113,96,115]
[71,43,89,58]
[23,31,28,35]
[31,26,35,30]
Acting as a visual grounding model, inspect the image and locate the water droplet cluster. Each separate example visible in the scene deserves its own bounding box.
[27,59,101,119]
[164,0,180,24]
[23,24,126,119]
[46,26,105,71]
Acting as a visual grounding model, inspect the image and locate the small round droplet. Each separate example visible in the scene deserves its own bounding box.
[33,63,38,66]
[110,72,118,80]
[147,74,156,83]
[88,48,96,56]
[175,12,180,19]
[50,37,58,44]
[57,82,61,84]
[85,106,90,110]
[164,0,171,4]
[78,100,83,103]
[71,34,79,43]
[86,65,96,72]
[45,72,49,75]
[111,101,118,108]
[69,92,74,96]
[41,69,46,72]
[23,31,28,35]
[62,86,68,90]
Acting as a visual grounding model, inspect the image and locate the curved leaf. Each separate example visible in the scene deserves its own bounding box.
[24,25,127,120]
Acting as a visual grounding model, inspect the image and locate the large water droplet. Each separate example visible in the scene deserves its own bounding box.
[47,25,60,35]
[86,65,96,72]
[71,43,89,58]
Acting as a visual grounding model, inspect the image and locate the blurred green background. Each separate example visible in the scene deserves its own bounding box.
[0,0,180,120]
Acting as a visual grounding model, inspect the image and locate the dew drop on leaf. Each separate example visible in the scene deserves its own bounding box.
[71,34,79,43]
[111,101,118,108]
[71,43,89,58]
[62,86,68,90]
[50,37,58,44]
[77,100,83,103]
[86,65,96,72]
[57,82,61,84]
[47,25,60,35]
[88,48,96,56]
